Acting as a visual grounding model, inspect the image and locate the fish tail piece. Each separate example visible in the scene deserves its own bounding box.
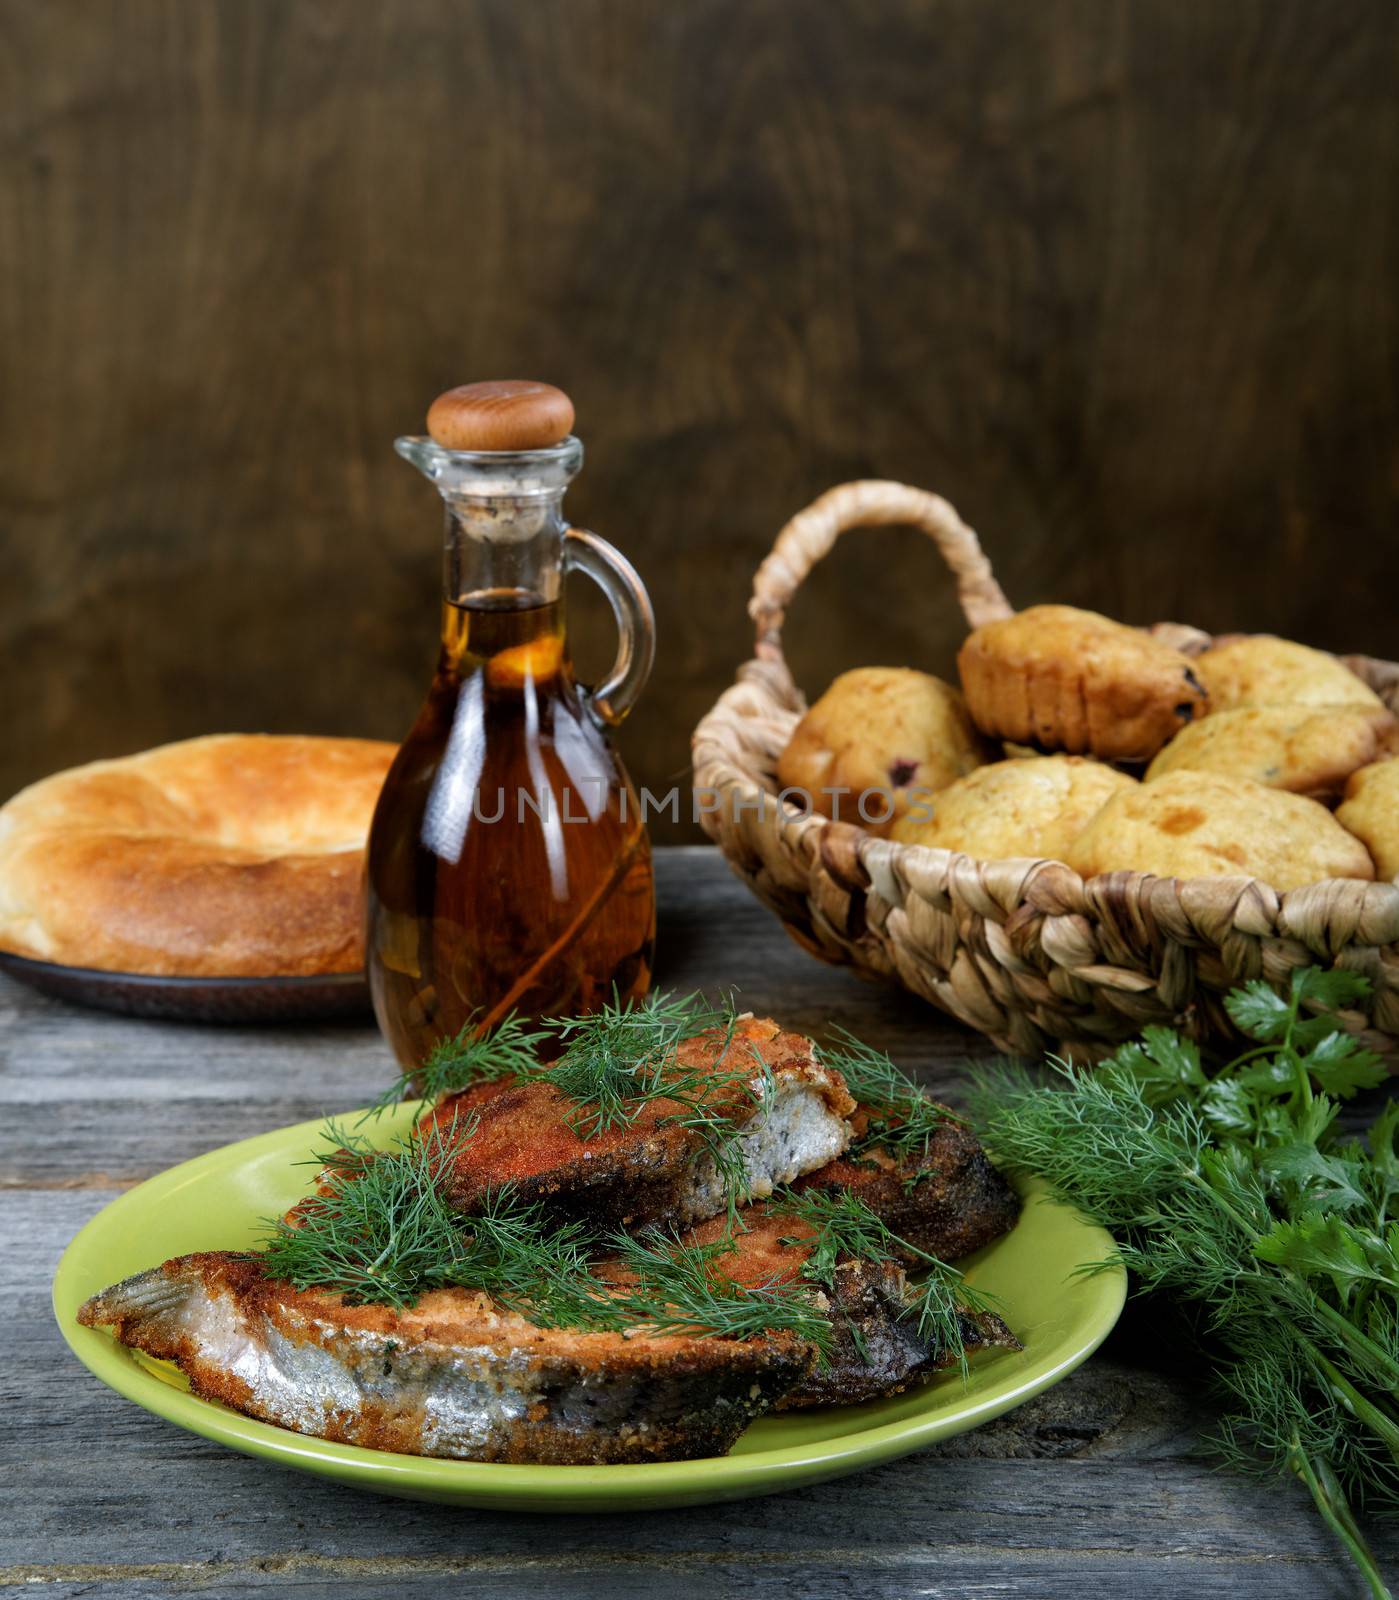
[959,1307,1022,1354]
[77,1264,194,1331]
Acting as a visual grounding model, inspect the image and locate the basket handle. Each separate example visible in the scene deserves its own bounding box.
[748,479,1013,659]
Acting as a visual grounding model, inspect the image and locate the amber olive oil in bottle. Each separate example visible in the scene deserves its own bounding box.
[366,382,656,1069]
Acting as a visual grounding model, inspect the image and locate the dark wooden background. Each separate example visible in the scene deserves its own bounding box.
[3,0,1397,841]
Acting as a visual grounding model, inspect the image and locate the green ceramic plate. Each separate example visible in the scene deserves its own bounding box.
[54,1107,1125,1511]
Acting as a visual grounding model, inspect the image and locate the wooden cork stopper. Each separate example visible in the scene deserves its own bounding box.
[426,380,575,452]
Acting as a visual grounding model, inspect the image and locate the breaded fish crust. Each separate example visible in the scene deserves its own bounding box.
[417,1016,855,1229]
[78,1252,812,1464]
[794,1111,1021,1263]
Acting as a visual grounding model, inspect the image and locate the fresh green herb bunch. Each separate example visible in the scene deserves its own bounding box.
[969,967,1397,1600]
[817,1028,953,1173]
[776,1186,1002,1376]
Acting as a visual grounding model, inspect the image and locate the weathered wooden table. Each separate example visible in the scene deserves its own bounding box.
[4,847,1393,1598]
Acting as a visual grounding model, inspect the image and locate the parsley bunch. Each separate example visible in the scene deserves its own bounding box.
[970,968,1397,1599]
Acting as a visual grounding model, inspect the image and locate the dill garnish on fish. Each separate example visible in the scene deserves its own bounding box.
[258,1117,996,1362]
[816,1028,955,1172]
[259,1117,830,1344]
[775,1186,1001,1376]
[370,990,744,1133]
[603,1229,832,1348]
[541,989,739,1136]
[367,990,775,1220]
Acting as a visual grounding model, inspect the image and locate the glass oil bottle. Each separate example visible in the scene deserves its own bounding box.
[366,381,656,1069]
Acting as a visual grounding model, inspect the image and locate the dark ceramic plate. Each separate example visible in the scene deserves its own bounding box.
[0,950,372,1024]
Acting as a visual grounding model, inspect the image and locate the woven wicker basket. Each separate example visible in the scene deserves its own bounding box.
[692,480,1399,1062]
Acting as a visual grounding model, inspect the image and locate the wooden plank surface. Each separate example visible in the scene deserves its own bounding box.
[2,847,1394,1597]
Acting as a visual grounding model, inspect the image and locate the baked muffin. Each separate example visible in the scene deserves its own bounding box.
[777,668,989,832]
[1192,635,1384,712]
[1336,759,1399,881]
[957,605,1209,761]
[1064,770,1374,890]
[890,755,1137,862]
[1145,705,1399,800]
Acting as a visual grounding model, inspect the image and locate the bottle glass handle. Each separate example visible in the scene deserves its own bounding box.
[564,527,655,726]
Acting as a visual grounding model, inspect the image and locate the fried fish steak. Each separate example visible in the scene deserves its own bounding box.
[413,1015,856,1230]
[76,1253,812,1465]
[794,1108,1021,1263]
[678,1206,1019,1409]
[78,1031,1024,1463]
[78,1109,1023,1458]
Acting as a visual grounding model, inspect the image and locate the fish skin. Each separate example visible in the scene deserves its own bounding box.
[77,1252,812,1464]
[793,1110,1021,1263]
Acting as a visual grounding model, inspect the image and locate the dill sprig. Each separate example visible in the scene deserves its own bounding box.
[260,1117,479,1309]
[603,1229,832,1348]
[367,1011,549,1117]
[775,1186,1001,1377]
[817,1028,954,1174]
[258,1117,829,1346]
[369,989,772,1220]
[968,966,1397,1600]
[370,991,747,1135]
[539,989,739,1137]
[266,1115,623,1327]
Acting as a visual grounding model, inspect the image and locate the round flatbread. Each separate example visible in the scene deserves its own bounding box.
[0,734,396,976]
